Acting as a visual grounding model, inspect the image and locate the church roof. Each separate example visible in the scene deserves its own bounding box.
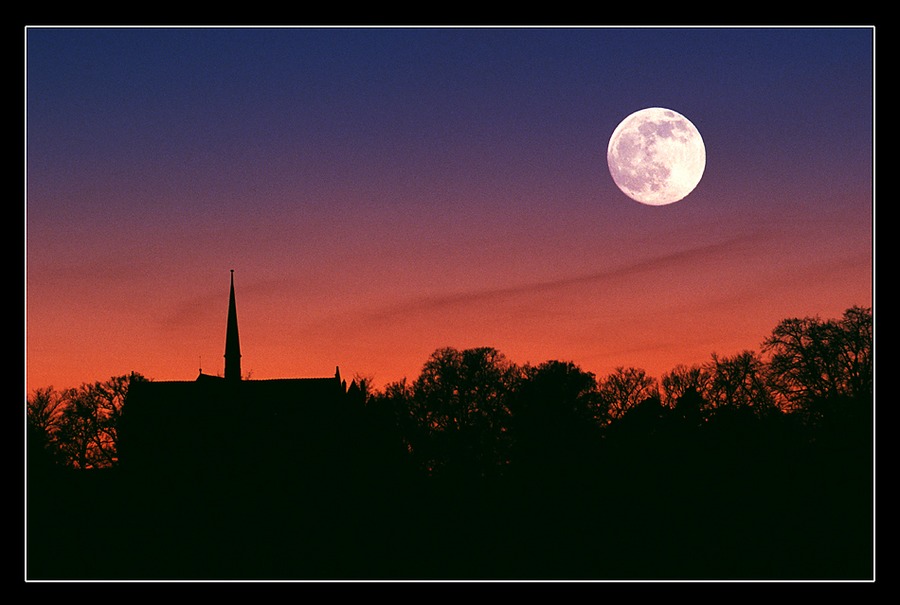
[118,272,357,476]
[121,272,347,448]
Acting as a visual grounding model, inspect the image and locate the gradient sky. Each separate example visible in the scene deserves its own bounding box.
[25,26,874,392]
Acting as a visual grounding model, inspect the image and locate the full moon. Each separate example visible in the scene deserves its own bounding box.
[607,107,706,206]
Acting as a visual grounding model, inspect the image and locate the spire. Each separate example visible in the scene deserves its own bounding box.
[224,269,241,381]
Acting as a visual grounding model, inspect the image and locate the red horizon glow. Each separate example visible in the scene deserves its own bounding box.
[25,27,873,394]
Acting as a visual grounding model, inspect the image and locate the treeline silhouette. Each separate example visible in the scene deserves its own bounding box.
[26,306,873,580]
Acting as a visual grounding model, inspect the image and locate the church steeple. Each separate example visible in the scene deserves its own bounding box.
[224,269,241,382]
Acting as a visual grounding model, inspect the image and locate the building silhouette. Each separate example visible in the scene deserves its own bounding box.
[119,271,363,482]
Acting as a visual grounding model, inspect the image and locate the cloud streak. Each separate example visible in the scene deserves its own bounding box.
[353,232,767,326]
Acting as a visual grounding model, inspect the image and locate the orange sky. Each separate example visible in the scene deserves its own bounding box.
[25,27,873,394]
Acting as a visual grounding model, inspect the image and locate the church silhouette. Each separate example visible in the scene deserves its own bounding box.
[119,271,364,482]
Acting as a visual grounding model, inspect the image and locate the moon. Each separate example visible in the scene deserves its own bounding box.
[607,107,706,206]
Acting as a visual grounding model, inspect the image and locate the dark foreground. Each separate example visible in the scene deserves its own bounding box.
[27,438,873,581]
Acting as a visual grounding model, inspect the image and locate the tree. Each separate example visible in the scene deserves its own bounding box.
[509,360,602,475]
[598,366,658,420]
[406,347,521,478]
[348,373,375,404]
[346,376,417,484]
[27,386,66,471]
[836,306,874,400]
[762,306,873,411]
[51,373,146,470]
[704,350,775,413]
[27,386,63,438]
[369,378,417,459]
[660,364,711,410]
[56,384,107,470]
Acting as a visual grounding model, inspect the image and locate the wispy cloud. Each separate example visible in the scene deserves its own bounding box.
[355,232,766,325]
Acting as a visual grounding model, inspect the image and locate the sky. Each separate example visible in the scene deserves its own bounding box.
[25,26,874,393]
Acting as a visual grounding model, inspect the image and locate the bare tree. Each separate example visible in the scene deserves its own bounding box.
[56,384,106,470]
[27,386,66,469]
[27,386,64,436]
[705,350,775,412]
[92,373,139,464]
[598,366,659,420]
[836,306,874,400]
[660,364,711,409]
[50,373,146,470]
[762,306,872,410]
